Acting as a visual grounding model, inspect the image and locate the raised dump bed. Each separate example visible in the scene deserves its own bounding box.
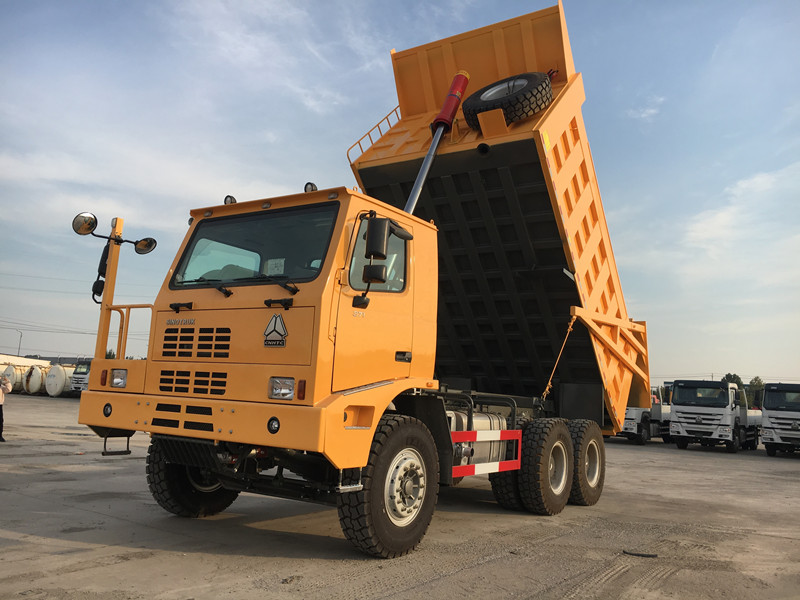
[350,2,650,431]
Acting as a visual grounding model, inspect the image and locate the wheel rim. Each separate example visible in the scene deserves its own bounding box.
[548,440,568,495]
[384,447,426,527]
[186,467,223,493]
[584,439,601,487]
[480,78,528,102]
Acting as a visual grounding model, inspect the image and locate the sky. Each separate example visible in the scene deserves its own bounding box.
[0,0,798,386]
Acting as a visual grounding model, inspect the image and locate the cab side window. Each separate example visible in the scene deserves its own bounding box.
[349,219,407,292]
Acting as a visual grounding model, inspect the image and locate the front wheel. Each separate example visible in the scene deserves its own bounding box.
[567,419,605,506]
[765,443,778,457]
[518,419,574,515]
[337,415,439,558]
[725,427,741,454]
[634,419,651,445]
[675,437,689,450]
[145,438,239,517]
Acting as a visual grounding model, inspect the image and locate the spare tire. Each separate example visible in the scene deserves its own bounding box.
[462,72,553,132]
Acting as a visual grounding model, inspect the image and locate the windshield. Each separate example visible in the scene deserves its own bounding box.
[763,389,800,411]
[74,363,90,374]
[171,203,338,289]
[672,385,729,407]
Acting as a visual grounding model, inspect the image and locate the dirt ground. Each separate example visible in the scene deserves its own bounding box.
[0,394,798,600]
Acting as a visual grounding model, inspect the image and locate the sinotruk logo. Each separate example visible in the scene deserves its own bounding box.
[264,313,288,347]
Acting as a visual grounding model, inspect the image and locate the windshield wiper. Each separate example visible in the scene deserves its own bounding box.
[234,274,300,295]
[178,276,221,285]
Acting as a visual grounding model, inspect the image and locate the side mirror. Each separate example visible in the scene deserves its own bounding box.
[365,218,390,260]
[134,237,157,255]
[733,398,741,407]
[362,264,387,285]
[364,217,414,259]
[72,212,98,235]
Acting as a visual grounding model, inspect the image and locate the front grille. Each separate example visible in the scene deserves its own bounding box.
[162,327,231,359]
[152,403,216,434]
[686,429,712,437]
[159,370,227,396]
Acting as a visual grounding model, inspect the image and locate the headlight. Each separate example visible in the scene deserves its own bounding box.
[269,377,295,400]
[110,369,128,388]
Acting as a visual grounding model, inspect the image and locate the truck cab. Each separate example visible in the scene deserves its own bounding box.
[670,380,760,453]
[79,188,440,472]
[70,361,92,394]
[619,387,671,444]
[760,383,800,456]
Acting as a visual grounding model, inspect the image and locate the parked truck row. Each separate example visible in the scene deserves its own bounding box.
[618,379,799,458]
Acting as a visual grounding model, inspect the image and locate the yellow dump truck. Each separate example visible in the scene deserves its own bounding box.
[73,3,649,558]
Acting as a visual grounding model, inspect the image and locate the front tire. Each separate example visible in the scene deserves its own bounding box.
[675,437,689,450]
[765,443,778,457]
[726,427,741,454]
[518,419,574,515]
[145,438,239,517]
[337,415,439,558]
[634,418,651,445]
[567,419,605,506]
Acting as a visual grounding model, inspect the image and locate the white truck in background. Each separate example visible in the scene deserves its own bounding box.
[760,383,800,457]
[69,361,91,394]
[670,380,760,453]
[619,387,671,444]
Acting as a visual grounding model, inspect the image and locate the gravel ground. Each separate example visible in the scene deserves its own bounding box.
[1,394,798,599]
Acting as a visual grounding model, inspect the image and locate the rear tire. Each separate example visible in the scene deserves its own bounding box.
[489,416,529,511]
[518,419,573,515]
[462,72,553,132]
[567,419,605,506]
[337,415,439,558]
[146,438,239,518]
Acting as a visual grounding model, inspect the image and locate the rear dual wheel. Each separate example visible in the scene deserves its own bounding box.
[519,419,574,515]
[567,419,605,506]
[489,417,530,511]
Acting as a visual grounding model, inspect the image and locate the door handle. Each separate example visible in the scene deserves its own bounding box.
[395,351,412,363]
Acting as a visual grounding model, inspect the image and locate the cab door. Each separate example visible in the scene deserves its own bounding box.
[332,217,414,392]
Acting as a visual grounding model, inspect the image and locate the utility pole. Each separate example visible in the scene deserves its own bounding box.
[15,329,22,356]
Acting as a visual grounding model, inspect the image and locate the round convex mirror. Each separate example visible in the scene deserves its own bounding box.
[134,237,157,255]
[72,212,98,235]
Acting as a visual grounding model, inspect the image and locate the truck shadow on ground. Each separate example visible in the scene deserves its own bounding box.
[1,470,521,562]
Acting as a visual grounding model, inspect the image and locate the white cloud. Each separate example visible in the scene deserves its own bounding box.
[626,95,665,122]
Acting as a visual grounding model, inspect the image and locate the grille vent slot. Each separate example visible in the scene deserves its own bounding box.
[160,370,227,395]
[162,327,231,359]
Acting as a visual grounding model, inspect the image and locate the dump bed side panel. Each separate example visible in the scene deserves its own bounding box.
[350,3,649,430]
